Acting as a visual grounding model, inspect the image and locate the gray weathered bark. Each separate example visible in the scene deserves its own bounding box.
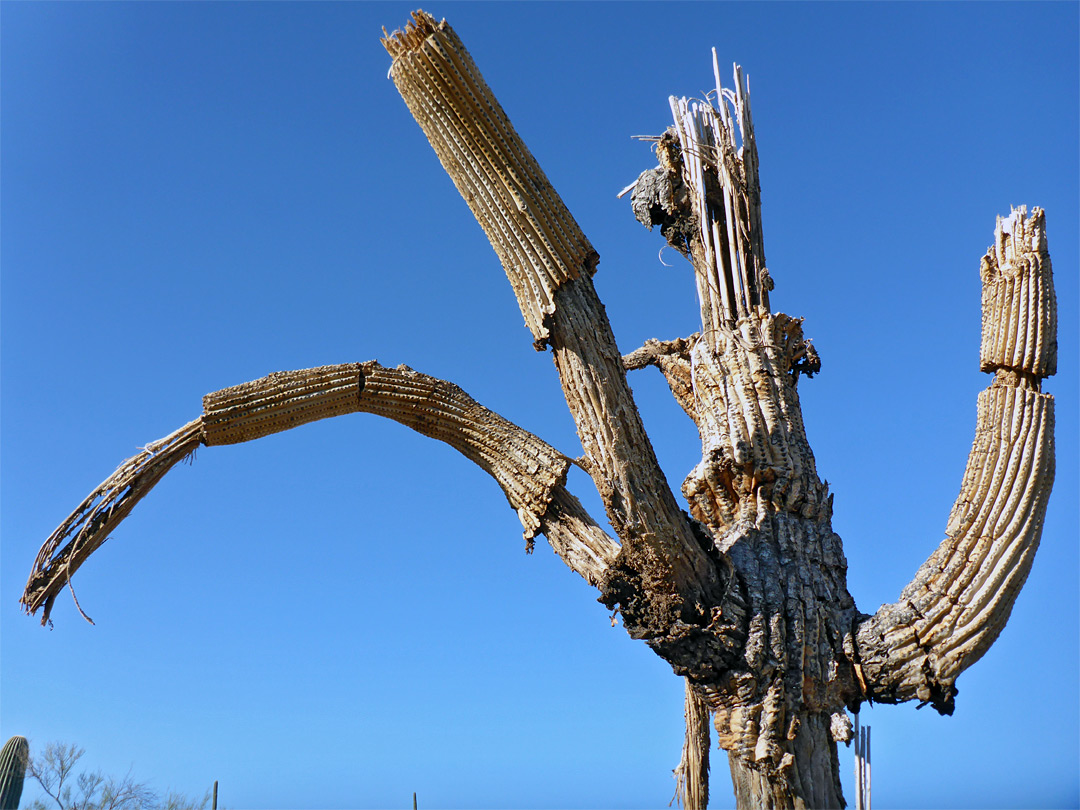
[24,11,1056,809]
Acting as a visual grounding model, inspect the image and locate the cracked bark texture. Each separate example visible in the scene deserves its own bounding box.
[23,12,1057,810]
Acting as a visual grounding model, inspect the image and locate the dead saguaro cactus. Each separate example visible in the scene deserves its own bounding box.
[22,10,1056,809]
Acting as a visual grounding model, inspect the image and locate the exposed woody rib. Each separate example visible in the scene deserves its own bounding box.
[542,487,624,589]
[21,420,203,624]
[665,60,770,344]
[547,282,718,590]
[22,362,619,624]
[673,679,712,810]
[856,207,1056,713]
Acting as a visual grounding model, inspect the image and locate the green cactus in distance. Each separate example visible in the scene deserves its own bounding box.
[0,736,28,810]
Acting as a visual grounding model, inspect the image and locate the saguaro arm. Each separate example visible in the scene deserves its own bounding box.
[22,362,619,625]
[855,207,1056,713]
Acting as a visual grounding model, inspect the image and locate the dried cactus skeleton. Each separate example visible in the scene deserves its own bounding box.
[22,10,1056,809]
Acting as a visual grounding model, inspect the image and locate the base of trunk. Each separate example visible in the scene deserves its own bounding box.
[728,713,844,810]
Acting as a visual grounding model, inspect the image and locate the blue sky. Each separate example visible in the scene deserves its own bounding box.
[2,3,1077,808]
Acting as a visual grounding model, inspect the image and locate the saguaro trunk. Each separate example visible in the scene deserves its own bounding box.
[627,83,859,807]
[22,11,1056,809]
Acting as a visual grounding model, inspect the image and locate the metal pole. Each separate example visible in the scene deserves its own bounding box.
[854,712,862,810]
[866,726,872,810]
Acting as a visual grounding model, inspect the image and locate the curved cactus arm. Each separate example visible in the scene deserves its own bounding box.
[22,361,620,626]
[855,207,1056,713]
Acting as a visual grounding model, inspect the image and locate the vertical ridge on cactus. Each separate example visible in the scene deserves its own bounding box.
[0,736,28,810]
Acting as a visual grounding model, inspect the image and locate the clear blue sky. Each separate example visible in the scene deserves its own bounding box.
[2,3,1076,808]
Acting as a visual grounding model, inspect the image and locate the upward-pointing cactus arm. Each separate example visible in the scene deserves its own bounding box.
[381,13,724,613]
[21,361,620,626]
[855,207,1056,713]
